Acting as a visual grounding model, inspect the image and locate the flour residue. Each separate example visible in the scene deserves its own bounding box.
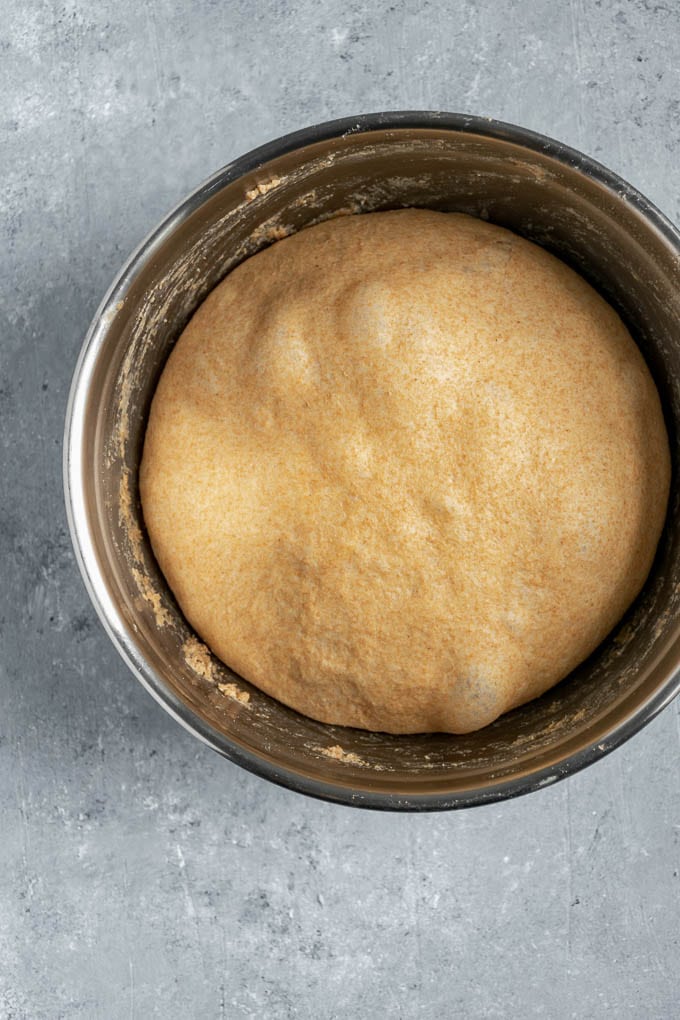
[120,468,172,628]
[183,636,251,705]
[314,744,379,768]
[131,567,172,628]
[118,469,143,560]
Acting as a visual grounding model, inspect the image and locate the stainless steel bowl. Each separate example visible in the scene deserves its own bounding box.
[64,112,680,810]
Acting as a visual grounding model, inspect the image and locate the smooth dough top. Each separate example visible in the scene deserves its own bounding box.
[140,209,670,734]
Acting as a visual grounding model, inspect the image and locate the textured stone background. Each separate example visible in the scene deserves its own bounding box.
[2,1,680,1017]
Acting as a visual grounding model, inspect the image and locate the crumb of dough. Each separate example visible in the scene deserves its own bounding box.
[216,682,251,706]
[315,744,373,767]
[183,636,215,680]
[245,175,282,200]
[184,636,250,704]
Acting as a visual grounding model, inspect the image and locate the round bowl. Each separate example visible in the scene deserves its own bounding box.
[64,112,680,811]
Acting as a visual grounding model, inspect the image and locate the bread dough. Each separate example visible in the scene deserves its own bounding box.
[140,209,670,734]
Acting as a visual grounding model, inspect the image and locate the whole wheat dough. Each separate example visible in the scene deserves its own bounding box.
[140,209,670,734]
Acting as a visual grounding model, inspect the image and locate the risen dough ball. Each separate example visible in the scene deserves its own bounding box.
[140,209,670,734]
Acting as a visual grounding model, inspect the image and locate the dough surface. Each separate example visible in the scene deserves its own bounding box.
[140,209,670,734]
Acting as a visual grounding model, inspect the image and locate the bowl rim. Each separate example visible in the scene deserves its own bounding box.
[64,110,680,811]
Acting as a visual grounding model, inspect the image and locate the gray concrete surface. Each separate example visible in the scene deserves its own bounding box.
[2,1,680,1017]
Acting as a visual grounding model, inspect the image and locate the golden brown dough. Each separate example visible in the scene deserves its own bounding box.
[140,209,670,734]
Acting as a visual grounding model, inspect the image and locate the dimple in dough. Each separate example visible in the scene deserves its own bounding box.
[140,209,670,734]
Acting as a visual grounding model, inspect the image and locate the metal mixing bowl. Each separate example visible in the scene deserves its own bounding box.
[64,112,680,810]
